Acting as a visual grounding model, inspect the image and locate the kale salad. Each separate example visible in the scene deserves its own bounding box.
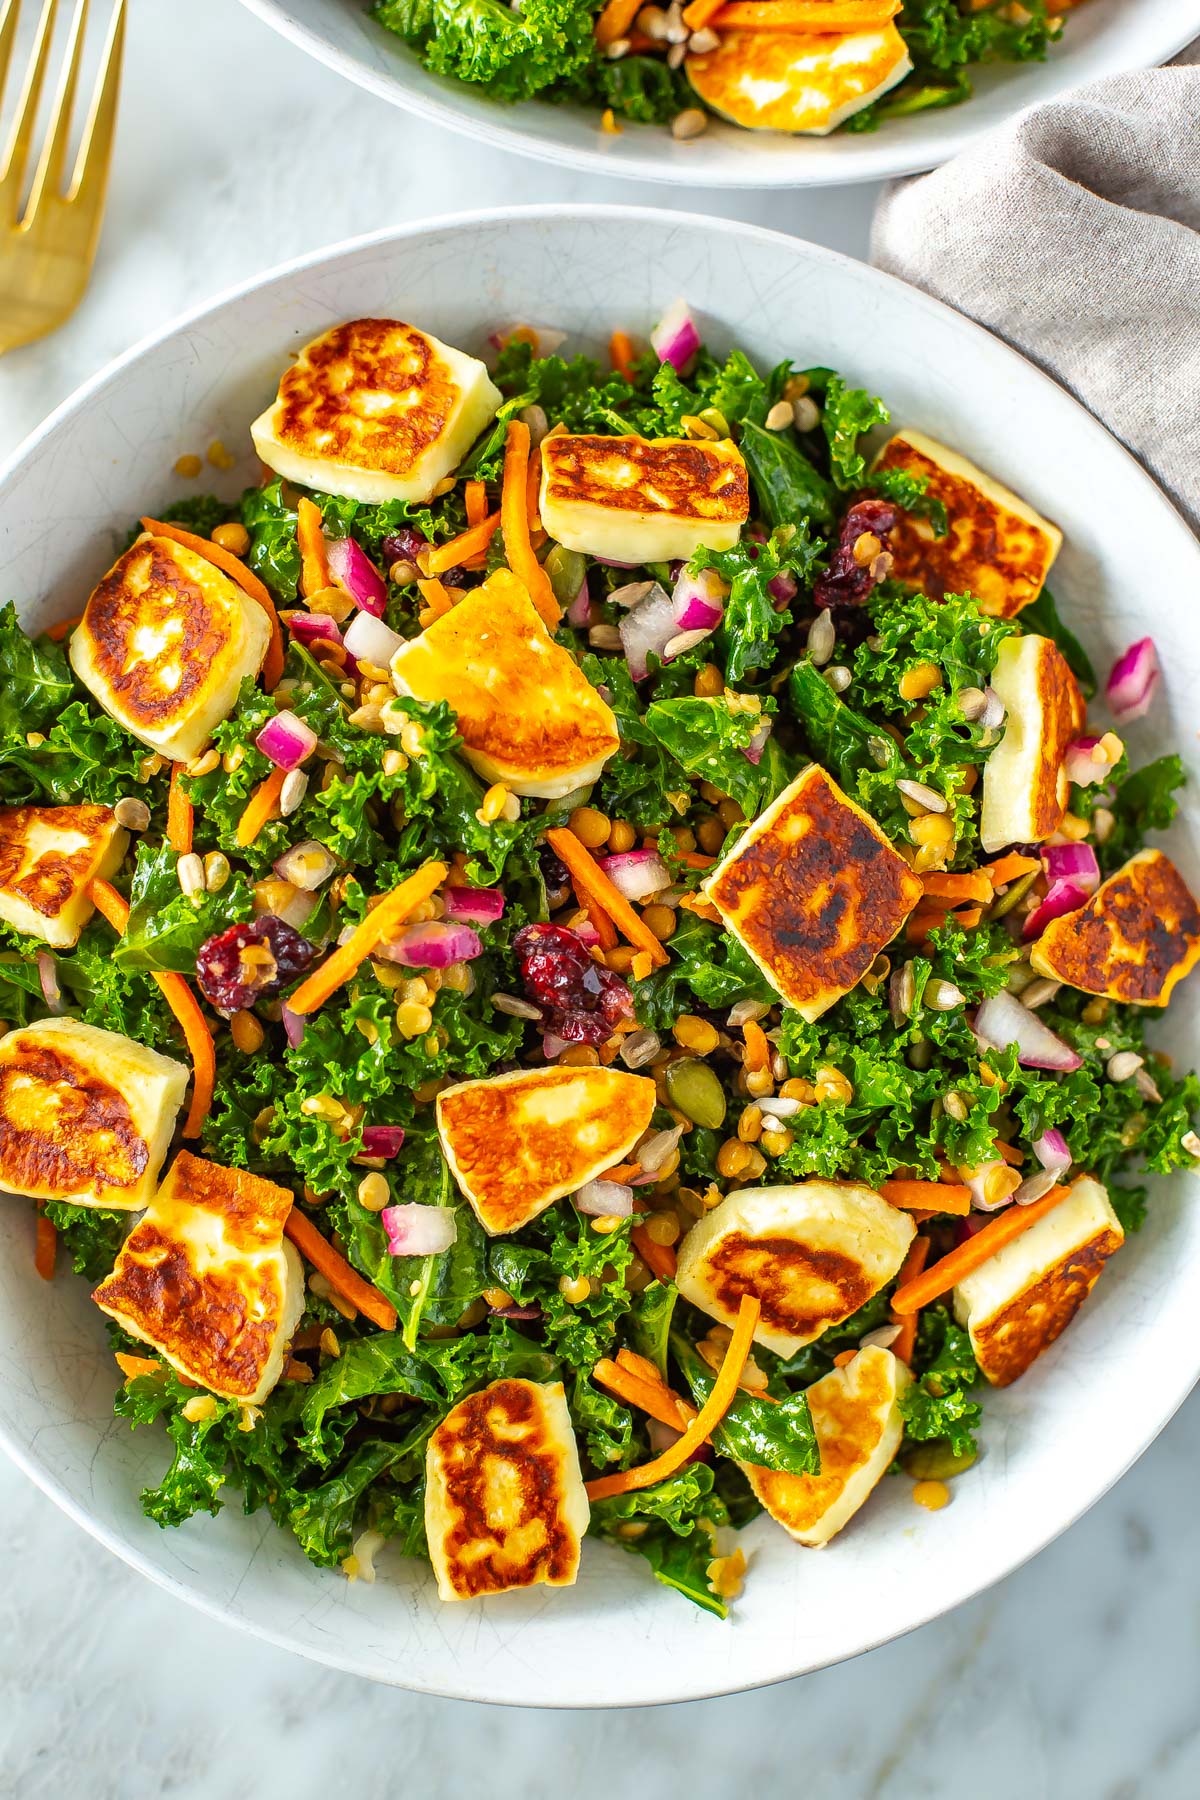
[371,0,1088,142]
[1,302,1197,1621]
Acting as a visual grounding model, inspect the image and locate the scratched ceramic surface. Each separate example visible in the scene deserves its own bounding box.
[0,207,1197,1707]
[235,0,1200,189]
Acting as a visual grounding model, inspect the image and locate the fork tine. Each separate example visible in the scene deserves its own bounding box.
[25,0,87,218]
[67,0,122,210]
[0,1,22,118]
[0,0,56,219]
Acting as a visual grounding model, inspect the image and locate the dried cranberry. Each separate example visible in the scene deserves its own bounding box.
[813,498,898,610]
[538,844,572,910]
[195,915,316,1018]
[381,526,428,567]
[513,923,634,1047]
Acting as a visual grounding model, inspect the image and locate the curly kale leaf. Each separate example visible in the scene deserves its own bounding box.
[694,522,822,683]
[899,1305,982,1458]
[589,1463,733,1618]
[671,1333,819,1477]
[372,0,594,102]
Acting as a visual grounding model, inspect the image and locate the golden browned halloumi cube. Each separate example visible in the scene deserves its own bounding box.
[872,430,1062,617]
[0,805,127,948]
[436,1065,656,1237]
[389,569,619,799]
[687,23,911,136]
[742,1346,909,1546]
[251,318,501,507]
[703,765,923,1022]
[1030,848,1200,1006]
[93,1151,304,1404]
[953,1177,1123,1387]
[979,634,1084,854]
[70,535,270,763]
[0,1017,187,1211]
[539,433,749,565]
[425,1378,589,1602]
[674,1182,914,1357]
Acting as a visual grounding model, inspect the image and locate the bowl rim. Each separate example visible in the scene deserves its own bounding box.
[233,0,1200,190]
[2,202,1199,1703]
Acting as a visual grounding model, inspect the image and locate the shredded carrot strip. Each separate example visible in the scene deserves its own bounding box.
[953,906,982,931]
[425,512,501,576]
[465,480,488,528]
[45,614,81,642]
[892,1186,1072,1315]
[583,896,619,952]
[287,862,448,1016]
[677,852,716,870]
[283,1207,397,1331]
[283,1357,314,1383]
[167,765,194,855]
[603,1162,642,1183]
[115,1352,163,1380]
[681,0,725,27]
[296,497,330,600]
[235,766,288,848]
[585,1295,760,1500]
[142,516,284,690]
[547,828,670,969]
[891,1235,929,1364]
[920,871,993,905]
[743,1018,771,1073]
[631,1202,678,1283]
[984,851,1041,888]
[88,877,130,932]
[880,1179,971,1217]
[501,421,560,629]
[34,1212,56,1281]
[833,1348,857,1368]
[592,1358,693,1431]
[711,0,899,27]
[593,0,642,43]
[907,903,981,945]
[416,577,454,621]
[609,329,636,383]
[995,1140,1024,1167]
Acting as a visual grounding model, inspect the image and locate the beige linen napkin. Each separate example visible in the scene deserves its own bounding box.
[871,43,1200,533]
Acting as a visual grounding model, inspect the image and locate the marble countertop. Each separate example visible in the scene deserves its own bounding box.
[1,4,1198,1793]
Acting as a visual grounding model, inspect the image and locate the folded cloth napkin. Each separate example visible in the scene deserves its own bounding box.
[871,41,1200,535]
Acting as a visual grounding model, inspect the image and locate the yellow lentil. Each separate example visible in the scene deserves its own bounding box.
[674,1014,720,1054]
[912,1480,951,1512]
[230,1011,264,1054]
[641,904,677,941]
[173,453,202,479]
[898,662,943,702]
[568,805,611,848]
[212,521,250,556]
[395,1002,433,1038]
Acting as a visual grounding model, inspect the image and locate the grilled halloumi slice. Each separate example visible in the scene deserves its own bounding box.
[250,318,501,507]
[0,1017,187,1211]
[436,1065,656,1236]
[1030,848,1200,1007]
[390,569,619,799]
[675,1182,915,1357]
[539,433,749,566]
[70,534,270,763]
[92,1151,304,1404]
[425,1377,589,1603]
[686,24,911,135]
[703,764,923,1022]
[742,1347,909,1546]
[979,634,1084,855]
[0,805,127,948]
[872,431,1062,618]
[953,1177,1123,1387]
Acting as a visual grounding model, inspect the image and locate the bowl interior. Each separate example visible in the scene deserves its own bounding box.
[238,0,1200,188]
[1,207,1198,1705]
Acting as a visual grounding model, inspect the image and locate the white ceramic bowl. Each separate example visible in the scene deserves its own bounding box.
[237,0,1199,188]
[1,206,1198,1706]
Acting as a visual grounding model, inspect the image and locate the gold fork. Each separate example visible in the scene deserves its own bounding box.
[0,0,124,356]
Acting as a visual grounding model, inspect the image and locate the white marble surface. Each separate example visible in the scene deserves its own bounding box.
[1,2,1198,1791]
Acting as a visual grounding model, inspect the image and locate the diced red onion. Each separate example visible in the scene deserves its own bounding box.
[768,570,798,605]
[742,721,772,766]
[274,840,338,892]
[620,584,682,682]
[442,886,505,927]
[287,612,342,651]
[381,1204,457,1257]
[326,536,387,617]
[1032,1127,1072,1174]
[281,1003,305,1048]
[573,1179,634,1218]
[671,566,726,633]
[377,920,483,968]
[597,848,670,903]
[571,920,601,949]
[255,709,317,771]
[36,951,64,1015]
[1022,877,1091,941]
[343,609,403,667]
[1064,735,1109,788]
[361,1125,406,1159]
[493,1302,542,1321]
[566,573,592,629]
[1106,637,1160,723]
[543,1032,569,1059]
[979,686,1006,730]
[974,991,1082,1072]
[269,883,319,931]
[1042,841,1100,896]
[649,298,701,373]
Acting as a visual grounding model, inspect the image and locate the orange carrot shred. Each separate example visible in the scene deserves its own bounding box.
[167,765,194,855]
[287,862,448,1016]
[682,0,725,26]
[711,0,899,27]
[501,421,560,629]
[416,577,454,621]
[425,512,501,576]
[631,1226,677,1283]
[465,480,488,528]
[546,828,670,969]
[891,1236,929,1364]
[235,766,288,847]
[283,1207,397,1331]
[983,851,1041,888]
[833,1349,857,1368]
[891,1186,1072,1315]
[880,1179,971,1217]
[592,1358,693,1431]
[594,0,642,43]
[142,516,284,690]
[34,1211,56,1281]
[296,497,330,600]
[115,1352,162,1381]
[45,614,81,642]
[583,895,619,952]
[743,1018,770,1072]
[920,871,993,905]
[609,329,636,383]
[585,1295,760,1500]
[995,1140,1024,1166]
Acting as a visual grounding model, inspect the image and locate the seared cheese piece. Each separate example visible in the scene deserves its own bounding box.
[743,1347,909,1546]
[539,433,748,565]
[437,1065,655,1236]
[425,1378,589,1603]
[686,24,911,136]
[0,805,127,948]
[703,764,923,1022]
[675,1182,914,1357]
[251,318,501,506]
[92,1151,304,1404]
[953,1177,1123,1387]
[390,569,619,799]
[979,634,1084,854]
[0,1017,187,1211]
[1030,848,1200,1007]
[872,430,1062,617]
[70,534,270,763]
